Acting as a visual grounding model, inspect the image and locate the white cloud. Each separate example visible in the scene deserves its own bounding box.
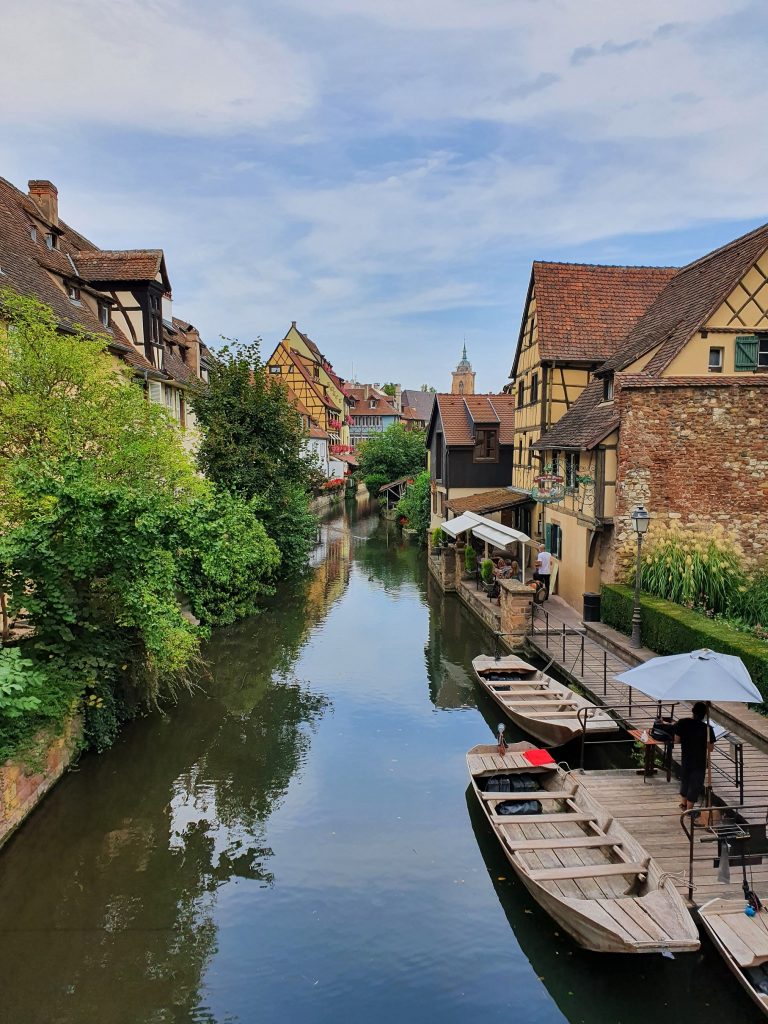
[0,0,315,134]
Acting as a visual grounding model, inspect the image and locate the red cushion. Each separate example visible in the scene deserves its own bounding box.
[523,748,556,766]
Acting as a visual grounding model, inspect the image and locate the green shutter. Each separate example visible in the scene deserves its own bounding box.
[544,522,553,554]
[735,335,758,371]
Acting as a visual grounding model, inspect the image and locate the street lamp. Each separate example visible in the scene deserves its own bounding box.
[630,505,650,649]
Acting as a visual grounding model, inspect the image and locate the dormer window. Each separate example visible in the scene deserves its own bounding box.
[67,284,81,303]
[603,376,614,402]
[45,232,57,249]
[28,224,37,242]
[473,427,499,463]
[99,302,110,327]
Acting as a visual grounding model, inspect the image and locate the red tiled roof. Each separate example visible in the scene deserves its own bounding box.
[447,489,528,514]
[347,385,400,416]
[522,262,677,368]
[431,393,515,445]
[75,249,164,283]
[309,424,330,440]
[534,379,619,451]
[600,223,768,377]
[617,373,768,388]
[285,348,337,409]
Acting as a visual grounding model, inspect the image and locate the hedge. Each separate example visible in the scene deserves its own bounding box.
[601,584,768,706]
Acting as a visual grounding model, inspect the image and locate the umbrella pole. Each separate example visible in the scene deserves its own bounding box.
[705,701,713,809]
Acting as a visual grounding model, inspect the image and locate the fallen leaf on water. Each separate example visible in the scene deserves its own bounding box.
[497,876,506,881]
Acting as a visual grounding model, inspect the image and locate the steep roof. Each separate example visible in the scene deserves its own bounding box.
[401,389,435,421]
[534,379,619,451]
[0,175,149,363]
[75,249,166,284]
[429,393,515,446]
[347,385,400,416]
[518,261,677,370]
[599,222,768,376]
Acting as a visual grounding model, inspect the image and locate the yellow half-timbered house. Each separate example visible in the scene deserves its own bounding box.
[535,222,768,609]
[266,323,352,448]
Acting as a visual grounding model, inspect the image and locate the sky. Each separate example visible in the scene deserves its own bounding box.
[3,0,768,391]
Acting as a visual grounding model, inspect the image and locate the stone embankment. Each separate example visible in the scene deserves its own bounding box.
[0,714,82,849]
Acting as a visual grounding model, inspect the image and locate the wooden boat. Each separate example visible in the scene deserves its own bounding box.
[699,898,768,1016]
[467,743,701,954]
[471,654,617,746]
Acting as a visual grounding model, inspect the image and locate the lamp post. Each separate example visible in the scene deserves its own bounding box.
[630,505,650,649]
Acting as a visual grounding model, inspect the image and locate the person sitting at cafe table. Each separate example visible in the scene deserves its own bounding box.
[674,702,716,812]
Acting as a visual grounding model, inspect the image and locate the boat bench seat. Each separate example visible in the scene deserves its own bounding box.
[528,862,648,882]
[481,790,573,802]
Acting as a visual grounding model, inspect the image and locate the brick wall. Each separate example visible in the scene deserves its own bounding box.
[608,380,768,577]
[0,714,82,849]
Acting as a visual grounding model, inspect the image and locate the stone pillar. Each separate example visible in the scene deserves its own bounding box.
[499,580,534,640]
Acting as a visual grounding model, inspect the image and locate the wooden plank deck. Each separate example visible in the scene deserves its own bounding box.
[527,617,764,824]
[580,770,768,906]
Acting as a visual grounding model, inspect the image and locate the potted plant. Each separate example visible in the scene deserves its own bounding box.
[464,545,477,578]
[431,527,444,550]
[481,558,494,584]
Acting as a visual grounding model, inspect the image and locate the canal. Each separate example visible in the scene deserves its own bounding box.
[0,503,760,1023]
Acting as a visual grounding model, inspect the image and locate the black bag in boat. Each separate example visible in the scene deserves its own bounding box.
[495,799,542,816]
[746,965,768,996]
[485,775,512,793]
[484,773,538,793]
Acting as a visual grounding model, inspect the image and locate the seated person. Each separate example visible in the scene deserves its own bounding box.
[509,559,520,580]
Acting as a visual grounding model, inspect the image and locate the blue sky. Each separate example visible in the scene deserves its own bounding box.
[3,0,768,391]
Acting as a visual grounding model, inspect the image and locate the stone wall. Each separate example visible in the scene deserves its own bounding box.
[499,580,534,639]
[0,714,82,849]
[608,379,768,577]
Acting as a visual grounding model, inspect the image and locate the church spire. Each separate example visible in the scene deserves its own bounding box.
[451,341,475,394]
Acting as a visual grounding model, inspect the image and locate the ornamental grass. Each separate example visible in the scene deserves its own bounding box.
[630,522,744,616]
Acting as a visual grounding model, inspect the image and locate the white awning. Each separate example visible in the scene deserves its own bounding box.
[441,513,478,537]
[472,523,519,550]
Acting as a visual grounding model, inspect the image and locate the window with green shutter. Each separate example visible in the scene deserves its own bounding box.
[735,335,758,371]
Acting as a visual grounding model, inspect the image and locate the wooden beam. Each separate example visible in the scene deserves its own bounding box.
[528,862,648,882]
[481,790,573,802]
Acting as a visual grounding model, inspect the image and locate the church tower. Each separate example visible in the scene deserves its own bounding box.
[451,343,475,395]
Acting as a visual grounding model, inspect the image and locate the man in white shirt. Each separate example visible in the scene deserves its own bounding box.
[535,544,553,599]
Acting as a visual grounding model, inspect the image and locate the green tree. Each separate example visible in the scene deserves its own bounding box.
[419,384,437,393]
[357,422,426,494]
[189,339,318,568]
[0,291,280,757]
[381,382,398,396]
[395,470,430,543]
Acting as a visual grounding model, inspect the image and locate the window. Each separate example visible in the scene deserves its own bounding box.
[518,439,523,466]
[269,365,281,374]
[434,433,444,479]
[708,347,723,372]
[545,522,563,559]
[530,372,539,404]
[67,284,80,302]
[550,450,560,477]
[29,224,37,242]
[603,376,614,401]
[45,232,57,249]
[735,335,758,371]
[517,379,525,407]
[99,302,110,327]
[760,337,768,369]
[474,427,498,462]
[565,451,580,489]
[527,444,533,467]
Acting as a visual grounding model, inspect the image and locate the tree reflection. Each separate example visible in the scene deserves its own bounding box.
[0,517,341,1023]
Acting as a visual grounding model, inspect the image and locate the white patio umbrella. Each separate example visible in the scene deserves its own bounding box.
[616,648,761,810]
[615,648,761,704]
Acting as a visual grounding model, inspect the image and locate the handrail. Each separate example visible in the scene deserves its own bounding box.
[576,701,679,773]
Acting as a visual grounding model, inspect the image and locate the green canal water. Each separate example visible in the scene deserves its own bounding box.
[0,502,761,1023]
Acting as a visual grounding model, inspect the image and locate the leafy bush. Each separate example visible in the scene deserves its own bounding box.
[633,523,743,615]
[602,583,768,705]
[357,423,426,494]
[394,471,430,544]
[0,648,47,718]
[481,559,495,585]
[431,527,444,548]
[464,545,477,575]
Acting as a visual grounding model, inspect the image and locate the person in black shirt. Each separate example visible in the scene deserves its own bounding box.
[674,702,716,811]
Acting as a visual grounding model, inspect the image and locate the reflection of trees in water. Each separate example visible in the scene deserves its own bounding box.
[0,533,337,1023]
[354,519,426,593]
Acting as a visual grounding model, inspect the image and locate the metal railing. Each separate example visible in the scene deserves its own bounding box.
[576,701,679,773]
[681,802,767,904]
[529,602,614,697]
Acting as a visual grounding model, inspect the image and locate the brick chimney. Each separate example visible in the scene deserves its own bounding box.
[28,180,58,226]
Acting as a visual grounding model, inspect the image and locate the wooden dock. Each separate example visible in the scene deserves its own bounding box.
[526,610,765,823]
[580,770,768,906]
